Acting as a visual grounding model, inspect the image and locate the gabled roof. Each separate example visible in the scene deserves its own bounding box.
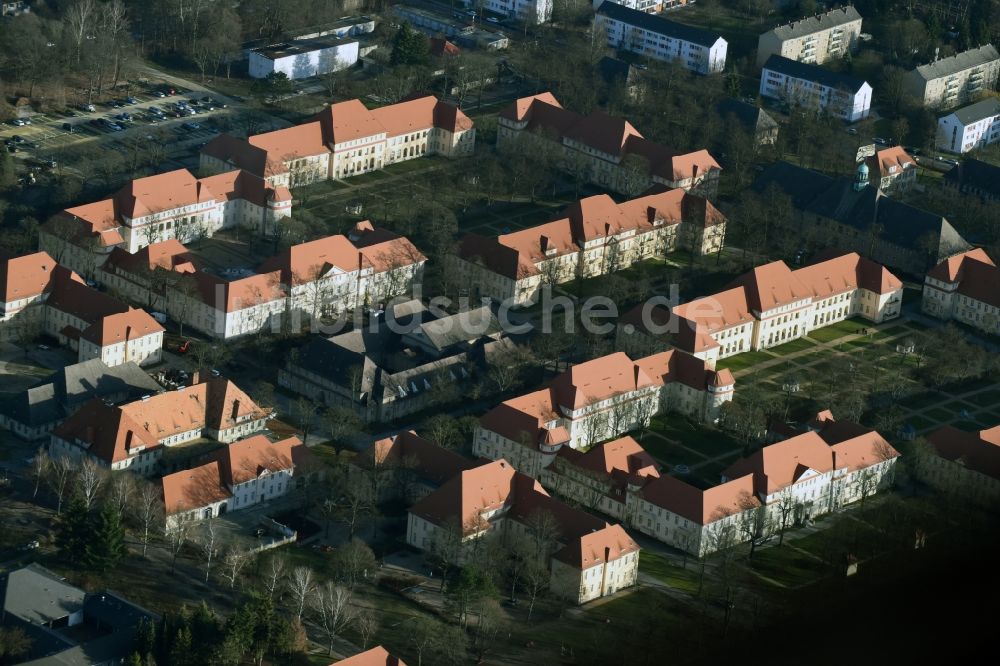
[192,270,285,312]
[80,308,164,346]
[763,54,869,93]
[947,97,1000,126]
[765,5,862,40]
[830,431,900,472]
[564,436,660,480]
[723,431,835,495]
[944,158,1000,199]
[911,44,1000,82]
[552,523,640,570]
[459,189,723,280]
[640,473,758,524]
[54,378,267,463]
[161,460,231,515]
[866,146,916,178]
[927,424,1000,481]
[335,646,407,666]
[103,239,198,275]
[361,430,476,487]
[0,250,58,302]
[501,92,720,183]
[716,98,779,132]
[248,121,328,163]
[926,247,1000,307]
[258,233,363,285]
[409,459,520,533]
[551,352,656,410]
[214,434,302,486]
[595,1,725,48]
[113,169,215,219]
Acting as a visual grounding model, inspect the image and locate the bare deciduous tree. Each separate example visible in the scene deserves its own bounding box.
[198,520,218,582]
[46,455,76,514]
[220,547,251,588]
[264,555,288,600]
[108,473,135,521]
[30,447,49,498]
[76,457,105,509]
[287,566,315,619]
[310,582,354,656]
[355,610,378,649]
[133,481,163,557]
[168,524,189,573]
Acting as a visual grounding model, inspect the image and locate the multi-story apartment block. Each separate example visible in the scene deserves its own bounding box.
[541,412,898,557]
[591,0,673,12]
[497,92,722,197]
[594,2,727,74]
[670,252,902,365]
[756,5,863,68]
[42,169,292,266]
[760,55,872,122]
[0,251,163,366]
[406,457,640,604]
[922,248,1000,336]
[865,146,917,193]
[463,0,552,23]
[453,190,725,305]
[937,98,1000,153]
[905,44,1000,109]
[474,351,734,477]
[50,376,270,475]
[923,423,1000,506]
[201,96,474,189]
[754,161,970,274]
[161,435,306,530]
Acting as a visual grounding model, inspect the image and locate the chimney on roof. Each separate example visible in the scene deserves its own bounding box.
[189,371,199,386]
[231,398,240,421]
[124,430,133,451]
[692,164,699,182]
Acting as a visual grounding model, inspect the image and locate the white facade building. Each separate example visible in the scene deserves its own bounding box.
[760,54,871,122]
[249,37,359,80]
[595,2,727,74]
[465,0,552,23]
[922,248,1000,337]
[672,252,903,365]
[756,6,863,68]
[936,97,1000,153]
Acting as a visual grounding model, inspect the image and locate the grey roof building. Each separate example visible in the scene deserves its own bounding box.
[0,564,156,666]
[943,158,1000,200]
[756,6,863,68]
[715,98,779,145]
[753,161,971,274]
[905,44,1000,108]
[278,302,513,423]
[0,359,161,441]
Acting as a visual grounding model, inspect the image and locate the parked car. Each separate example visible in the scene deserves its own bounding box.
[150,311,168,324]
[152,90,166,98]
[82,103,97,112]
[9,118,29,126]
[486,16,500,23]
[872,136,889,145]
[115,112,132,122]
[125,96,139,104]
[62,122,75,132]
[44,159,57,168]
[181,122,201,131]
[11,135,24,143]
[110,100,125,108]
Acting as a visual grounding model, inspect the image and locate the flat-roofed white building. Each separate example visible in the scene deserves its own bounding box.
[756,5,863,68]
[937,97,1000,153]
[249,36,359,80]
[905,44,1000,109]
[595,1,727,74]
[760,54,872,122]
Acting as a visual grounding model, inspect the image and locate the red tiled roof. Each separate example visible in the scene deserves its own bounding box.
[80,308,164,346]
[723,431,835,495]
[54,378,267,464]
[927,248,1000,308]
[552,524,639,570]
[334,646,407,666]
[214,434,302,486]
[360,430,475,486]
[161,461,230,515]
[927,424,1000,481]
[0,251,58,302]
[866,146,916,178]
[641,473,758,524]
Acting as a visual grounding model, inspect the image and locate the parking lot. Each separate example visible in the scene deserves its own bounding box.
[1,82,290,177]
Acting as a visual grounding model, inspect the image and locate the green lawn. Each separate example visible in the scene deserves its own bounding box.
[924,407,953,422]
[639,551,701,593]
[905,415,935,431]
[716,350,774,372]
[746,546,829,588]
[807,318,868,343]
[643,417,742,457]
[967,388,1000,407]
[767,337,817,355]
[639,435,707,466]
